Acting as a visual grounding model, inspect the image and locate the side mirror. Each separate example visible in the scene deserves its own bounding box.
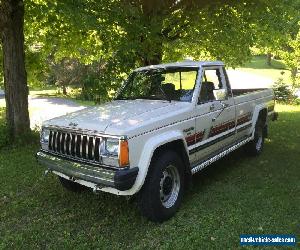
[213,89,227,101]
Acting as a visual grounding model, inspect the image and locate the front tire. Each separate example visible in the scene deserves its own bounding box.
[138,150,185,222]
[244,118,265,156]
[59,177,85,192]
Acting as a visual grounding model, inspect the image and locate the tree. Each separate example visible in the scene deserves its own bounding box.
[281,26,300,87]
[0,0,30,138]
[2,0,297,105]
[26,1,296,78]
[254,0,300,70]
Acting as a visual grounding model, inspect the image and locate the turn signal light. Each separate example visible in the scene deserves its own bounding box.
[119,140,129,167]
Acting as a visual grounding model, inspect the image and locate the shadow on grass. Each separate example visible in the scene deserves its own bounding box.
[188,148,246,193]
[242,55,286,70]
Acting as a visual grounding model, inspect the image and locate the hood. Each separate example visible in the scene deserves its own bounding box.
[43,100,187,135]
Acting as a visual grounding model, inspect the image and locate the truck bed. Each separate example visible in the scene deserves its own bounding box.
[232,88,274,106]
[232,88,268,97]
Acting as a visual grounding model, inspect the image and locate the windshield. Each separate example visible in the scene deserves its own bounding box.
[116,67,198,102]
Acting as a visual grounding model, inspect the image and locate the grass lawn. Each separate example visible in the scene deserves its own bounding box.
[0,104,299,249]
[29,87,95,107]
[236,55,292,85]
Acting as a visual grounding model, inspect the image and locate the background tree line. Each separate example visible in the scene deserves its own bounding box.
[0,0,300,139]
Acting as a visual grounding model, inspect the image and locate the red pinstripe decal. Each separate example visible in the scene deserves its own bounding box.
[209,120,235,137]
[186,112,253,145]
[195,131,205,143]
[237,112,252,126]
[209,112,252,138]
[185,130,205,146]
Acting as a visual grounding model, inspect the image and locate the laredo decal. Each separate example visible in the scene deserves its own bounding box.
[185,130,205,146]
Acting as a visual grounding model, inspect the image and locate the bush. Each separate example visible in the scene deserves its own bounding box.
[273,78,296,104]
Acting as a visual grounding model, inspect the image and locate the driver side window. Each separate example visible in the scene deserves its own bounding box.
[198,68,226,104]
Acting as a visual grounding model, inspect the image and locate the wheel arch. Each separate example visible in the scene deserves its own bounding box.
[251,105,268,138]
[132,131,191,194]
[151,140,192,185]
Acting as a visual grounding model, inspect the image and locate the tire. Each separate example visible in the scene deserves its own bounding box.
[59,176,86,192]
[244,118,265,156]
[138,150,185,222]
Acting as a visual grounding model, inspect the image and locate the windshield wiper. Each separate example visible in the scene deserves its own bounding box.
[158,85,171,103]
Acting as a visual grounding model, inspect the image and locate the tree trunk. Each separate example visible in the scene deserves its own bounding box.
[291,67,297,87]
[141,47,163,66]
[138,0,164,66]
[0,0,30,138]
[291,67,297,78]
[266,53,272,66]
[62,85,67,95]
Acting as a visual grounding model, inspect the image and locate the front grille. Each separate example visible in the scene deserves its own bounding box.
[48,130,102,162]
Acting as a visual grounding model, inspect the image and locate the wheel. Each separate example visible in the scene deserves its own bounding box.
[59,176,85,192]
[244,118,265,156]
[138,150,185,222]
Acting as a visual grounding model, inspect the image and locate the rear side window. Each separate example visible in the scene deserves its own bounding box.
[202,68,223,90]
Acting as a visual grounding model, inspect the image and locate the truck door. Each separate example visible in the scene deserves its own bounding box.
[190,66,236,165]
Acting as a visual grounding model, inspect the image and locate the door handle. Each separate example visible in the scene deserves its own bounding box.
[212,102,229,122]
[209,104,215,111]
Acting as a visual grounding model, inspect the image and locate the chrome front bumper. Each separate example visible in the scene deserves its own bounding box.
[36,151,138,191]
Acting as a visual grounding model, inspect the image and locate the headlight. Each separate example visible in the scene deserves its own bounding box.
[100,138,129,168]
[104,138,119,156]
[41,128,50,143]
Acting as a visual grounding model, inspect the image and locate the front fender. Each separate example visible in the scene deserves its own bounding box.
[132,130,188,194]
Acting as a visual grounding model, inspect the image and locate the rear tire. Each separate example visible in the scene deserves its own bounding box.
[138,150,185,222]
[244,118,265,156]
[59,177,85,192]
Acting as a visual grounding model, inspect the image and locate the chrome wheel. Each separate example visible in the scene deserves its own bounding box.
[159,165,180,208]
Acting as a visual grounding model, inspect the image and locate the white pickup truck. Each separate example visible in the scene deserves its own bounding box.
[37,61,278,222]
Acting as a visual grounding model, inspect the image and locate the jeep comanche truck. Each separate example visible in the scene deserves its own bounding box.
[37,61,278,222]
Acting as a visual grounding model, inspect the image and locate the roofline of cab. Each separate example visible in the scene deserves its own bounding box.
[134,61,225,72]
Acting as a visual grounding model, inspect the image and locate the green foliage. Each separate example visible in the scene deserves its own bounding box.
[46,58,86,89]
[281,26,300,87]
[81,72,110,103]
[255,0,300,85]
[19,0,300,101]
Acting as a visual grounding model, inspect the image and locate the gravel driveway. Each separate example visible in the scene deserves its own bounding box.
[0,95,86,129]
[28,96,86,129]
